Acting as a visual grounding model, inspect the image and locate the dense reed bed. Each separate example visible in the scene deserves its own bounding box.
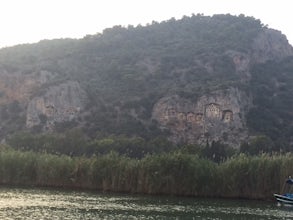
[0,147,292,200]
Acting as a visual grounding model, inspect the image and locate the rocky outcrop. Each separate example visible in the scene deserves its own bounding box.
[251,29,293,63]
[152,88,251,147]
[0,70,54,105]
[225,50,251,81]
[26,81,87,130]
[147,29,293,148]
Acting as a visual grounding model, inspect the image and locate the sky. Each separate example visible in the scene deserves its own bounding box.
[0,0,293,48]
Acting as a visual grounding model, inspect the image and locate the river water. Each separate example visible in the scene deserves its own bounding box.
[0,187,292,219]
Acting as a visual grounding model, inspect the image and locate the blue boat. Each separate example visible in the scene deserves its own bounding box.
[274,178,293,205]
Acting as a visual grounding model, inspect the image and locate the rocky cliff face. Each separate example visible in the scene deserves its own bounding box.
[152,28,293,147]
[251,29,293,63]
[152,88,250,147]
[0,68,87,134]
[26,81,87,131]
[0,69,54,105]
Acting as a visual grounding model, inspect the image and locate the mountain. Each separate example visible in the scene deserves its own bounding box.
[0,14,293,150]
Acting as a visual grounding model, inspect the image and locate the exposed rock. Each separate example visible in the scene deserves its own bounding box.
[251,29,293,63]
[26,81,87,130]
[152,88,251,147]
[225,50,251,80]
[0,69,54,105]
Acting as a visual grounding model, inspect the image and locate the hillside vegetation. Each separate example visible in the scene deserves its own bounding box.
[0,14,293,154]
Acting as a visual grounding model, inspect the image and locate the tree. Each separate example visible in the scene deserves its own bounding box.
[240,135,274,155]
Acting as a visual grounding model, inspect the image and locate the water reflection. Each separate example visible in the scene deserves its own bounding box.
[0,187,292,219]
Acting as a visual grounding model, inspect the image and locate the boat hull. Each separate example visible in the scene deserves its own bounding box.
[274,194,293,205]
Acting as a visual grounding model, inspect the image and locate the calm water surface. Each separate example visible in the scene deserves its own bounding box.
[0,187,292,219]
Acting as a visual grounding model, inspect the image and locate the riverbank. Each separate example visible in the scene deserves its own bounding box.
[0,148,292,200]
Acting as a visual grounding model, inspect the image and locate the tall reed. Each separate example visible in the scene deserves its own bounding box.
[0,148,292,200]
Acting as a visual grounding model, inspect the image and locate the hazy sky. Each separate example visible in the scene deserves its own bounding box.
[0,0,292,48]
